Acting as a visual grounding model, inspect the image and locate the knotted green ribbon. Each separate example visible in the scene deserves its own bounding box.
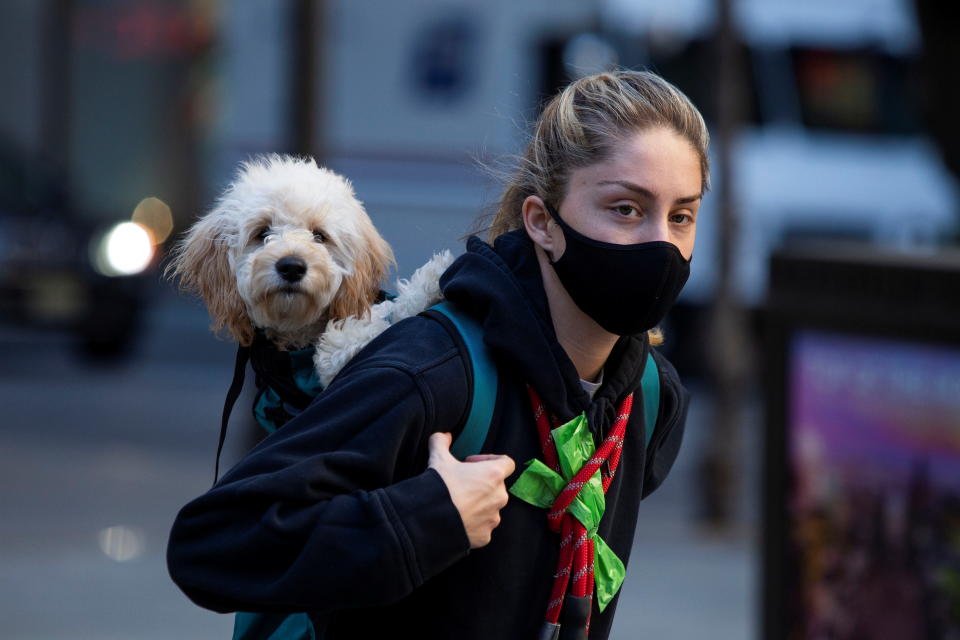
[508,413,626,612]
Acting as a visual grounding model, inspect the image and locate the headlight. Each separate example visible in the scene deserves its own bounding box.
[91,222,155,276]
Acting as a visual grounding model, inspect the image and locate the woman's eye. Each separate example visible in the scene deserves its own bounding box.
[670,212,694,225]
[313,230,327,243]
[614,205,640,217]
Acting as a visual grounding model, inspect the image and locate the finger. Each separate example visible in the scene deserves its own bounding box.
[464,454,503,462]
[427,432,454,464]
[495,455,516,477]
[483,455,515,477]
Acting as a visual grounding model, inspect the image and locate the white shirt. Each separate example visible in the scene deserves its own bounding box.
[578,369,604,401]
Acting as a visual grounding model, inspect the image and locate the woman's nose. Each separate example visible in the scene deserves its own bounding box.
[645,215,671,243]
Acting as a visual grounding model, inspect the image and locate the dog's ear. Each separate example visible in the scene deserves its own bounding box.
[328,220,395,322]
[164,209,254,345]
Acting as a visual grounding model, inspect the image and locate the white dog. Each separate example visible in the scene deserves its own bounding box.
[167,153,453,388]
[167,154,396,351]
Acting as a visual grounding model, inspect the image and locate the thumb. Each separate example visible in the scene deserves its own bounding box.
[427,432,455,467]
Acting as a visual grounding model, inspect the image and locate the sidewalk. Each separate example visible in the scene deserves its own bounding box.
[610,383,759,639]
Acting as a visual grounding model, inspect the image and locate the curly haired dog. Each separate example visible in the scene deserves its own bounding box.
[167,154,396,351]
[168,153,453,389]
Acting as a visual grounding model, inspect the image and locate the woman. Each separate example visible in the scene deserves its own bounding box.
[168,70,708,640]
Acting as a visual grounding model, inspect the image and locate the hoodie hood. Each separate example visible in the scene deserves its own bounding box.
[440,230,649,425]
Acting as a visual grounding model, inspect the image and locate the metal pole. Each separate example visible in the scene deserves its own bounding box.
[698,0,750,530]
[40,0,73,173]
[290,0,325,162]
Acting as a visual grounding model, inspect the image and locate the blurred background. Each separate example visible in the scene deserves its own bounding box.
[1,0,959,638]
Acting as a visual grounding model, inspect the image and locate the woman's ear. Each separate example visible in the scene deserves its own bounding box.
[521,195,560,261]
[164,208,253,345]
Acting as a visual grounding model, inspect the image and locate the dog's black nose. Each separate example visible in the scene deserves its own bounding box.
[276,255,307,282]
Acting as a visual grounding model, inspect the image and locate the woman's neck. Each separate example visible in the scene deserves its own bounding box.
[535,246,618,382]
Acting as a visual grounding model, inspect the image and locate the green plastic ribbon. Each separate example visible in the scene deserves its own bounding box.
[509,459,565,509]
[592,536,625,612]
[508,412,626,612]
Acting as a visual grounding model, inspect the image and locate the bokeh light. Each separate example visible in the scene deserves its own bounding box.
[92,221,155,277]
[97,525,146,562]
[131,197,174,245]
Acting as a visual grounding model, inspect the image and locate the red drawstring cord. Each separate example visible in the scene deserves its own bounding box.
[526,386,633,631]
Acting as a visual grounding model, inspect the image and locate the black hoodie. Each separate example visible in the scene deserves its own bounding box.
[167,230,689,639]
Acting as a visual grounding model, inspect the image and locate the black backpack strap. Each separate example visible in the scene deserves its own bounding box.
[214,343,250,486]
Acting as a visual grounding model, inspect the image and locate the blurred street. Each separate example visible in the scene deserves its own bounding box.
[0,280,758,640]
[3,0,960,637]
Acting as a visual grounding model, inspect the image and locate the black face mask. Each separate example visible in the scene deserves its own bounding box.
[545,203,690,336]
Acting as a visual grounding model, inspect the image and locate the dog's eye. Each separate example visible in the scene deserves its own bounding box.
[256,226,270,241]
[313,230,327,243]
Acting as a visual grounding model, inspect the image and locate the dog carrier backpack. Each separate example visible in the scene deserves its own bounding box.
[230,301,660,640]
[229,301,498,640]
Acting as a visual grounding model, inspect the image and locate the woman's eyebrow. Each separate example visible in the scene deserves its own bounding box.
[597,179,701,204]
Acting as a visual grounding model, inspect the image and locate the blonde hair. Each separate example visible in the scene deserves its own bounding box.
[487,70,709,241]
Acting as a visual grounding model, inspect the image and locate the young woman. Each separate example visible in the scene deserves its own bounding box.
[168,70,708,640]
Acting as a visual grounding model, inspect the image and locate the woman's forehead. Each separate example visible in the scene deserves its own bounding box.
[569,128,702,200]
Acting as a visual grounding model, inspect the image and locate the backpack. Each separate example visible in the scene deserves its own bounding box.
[229,301,660,640]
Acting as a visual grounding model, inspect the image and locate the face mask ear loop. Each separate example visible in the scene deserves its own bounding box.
[544,202,567,229]
[543,202,566,265]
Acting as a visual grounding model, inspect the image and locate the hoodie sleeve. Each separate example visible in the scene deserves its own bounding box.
[641,349,690,499]
[166,361,471,614]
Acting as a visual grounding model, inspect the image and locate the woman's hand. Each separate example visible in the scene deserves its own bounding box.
[428,432,515,549]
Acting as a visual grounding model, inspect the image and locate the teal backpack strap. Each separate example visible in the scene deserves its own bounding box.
[429,301,498,459]
[640,351,660,447]
[232,611,315,640]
